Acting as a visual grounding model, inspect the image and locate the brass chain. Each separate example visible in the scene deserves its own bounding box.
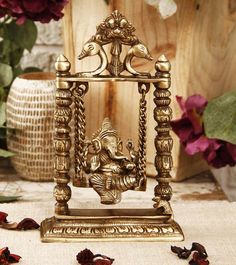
[137,83,150,189]
[73,82,88,178]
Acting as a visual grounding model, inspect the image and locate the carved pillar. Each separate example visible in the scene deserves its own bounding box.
[54,55,73,215]
[153,55,173,213]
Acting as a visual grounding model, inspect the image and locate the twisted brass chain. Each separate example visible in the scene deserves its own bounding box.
[137,83,150,189]
[73,83,88,178]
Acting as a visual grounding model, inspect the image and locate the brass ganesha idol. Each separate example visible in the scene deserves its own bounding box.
[89,118,138,204]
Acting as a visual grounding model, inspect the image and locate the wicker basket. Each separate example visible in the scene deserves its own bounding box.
[6,72,56,181]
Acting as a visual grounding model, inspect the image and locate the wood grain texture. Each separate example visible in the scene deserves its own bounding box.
[62,0,236,180]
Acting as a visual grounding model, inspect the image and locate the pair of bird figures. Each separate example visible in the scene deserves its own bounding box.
[78,41,153,77]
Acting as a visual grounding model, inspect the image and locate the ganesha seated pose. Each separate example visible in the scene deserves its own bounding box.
[89,118,138,204]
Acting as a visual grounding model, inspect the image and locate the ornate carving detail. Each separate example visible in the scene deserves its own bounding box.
[77,10,152,77]
[41,216,184,242]
[155,137,173,153]
[54,138,71,153]
[153,106,172,122]
[56,90,72,106]
[153,55,173,213]
[54,107,72,124]
[95,10,137,45]
[54,155,71,172]
[54,185,71,202]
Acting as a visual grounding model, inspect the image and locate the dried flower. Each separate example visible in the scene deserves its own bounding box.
[0,211,39,230]
[171,94,236,168]
[171,243,209,265]
[0,247,21,264]
[76,249,94,265]
[76,249,114,265]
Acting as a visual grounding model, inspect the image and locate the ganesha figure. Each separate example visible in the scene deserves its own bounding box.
[89,118,138,204]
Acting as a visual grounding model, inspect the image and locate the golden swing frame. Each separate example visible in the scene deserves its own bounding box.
[40,10,184,242]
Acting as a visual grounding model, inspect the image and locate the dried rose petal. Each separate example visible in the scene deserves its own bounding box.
[93,254,114,264]
[0,258,9,265]
[16,218,40,230]
[171,117,194,143]
[185,95,208,113]
[191,243,208,258]
[76,248,94,265]
[0,247,21,264]
[171,246,191,259]
[179,248,192,259]
[8,253,21,263]
[176,96,186,112]
[171,245,184,255]
[189,252,209,265]
[93,259,113,265]
[0,212,8,223]
[185,137,220,156]
[0,247,10,260]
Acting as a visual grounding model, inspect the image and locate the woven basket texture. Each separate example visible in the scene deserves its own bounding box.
[6,73,55,181]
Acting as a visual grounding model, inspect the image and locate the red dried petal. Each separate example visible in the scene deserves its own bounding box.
[94,259,113,265]
[171,246,191,259]
[176,96,186,112]
[185,95,208,113]
[93,255,114,264]
[189,252,209,265]
[8,253,21,263]
[189,258,209,265]
[0,247,21,264]
[16,218,40,230]
[0,212,8,223]
[191,242,208,258]
[0,258,9,265]
[171,245,184,255]
[0,247,10,259]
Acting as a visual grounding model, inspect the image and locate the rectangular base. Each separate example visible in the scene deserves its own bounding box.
[40,209,184,242]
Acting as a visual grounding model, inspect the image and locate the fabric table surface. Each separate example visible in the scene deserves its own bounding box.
[0,178,236,265]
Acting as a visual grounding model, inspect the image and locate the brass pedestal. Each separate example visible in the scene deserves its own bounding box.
[41,209,184,242]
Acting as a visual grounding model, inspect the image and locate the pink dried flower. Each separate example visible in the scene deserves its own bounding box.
[171,94,236,168]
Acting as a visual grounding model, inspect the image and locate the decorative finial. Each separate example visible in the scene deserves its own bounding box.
[55,54,71,72]
[155,54,171,72]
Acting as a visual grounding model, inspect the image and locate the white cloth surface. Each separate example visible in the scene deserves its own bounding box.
[0,178,235,265]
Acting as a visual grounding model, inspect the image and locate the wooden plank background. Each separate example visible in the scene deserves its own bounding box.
[63,0,236,180]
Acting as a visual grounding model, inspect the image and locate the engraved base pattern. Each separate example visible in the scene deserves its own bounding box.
[41,215,184,242]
